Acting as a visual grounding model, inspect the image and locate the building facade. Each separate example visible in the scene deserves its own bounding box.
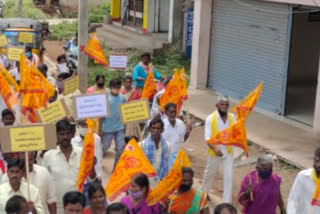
[190,0,320,132]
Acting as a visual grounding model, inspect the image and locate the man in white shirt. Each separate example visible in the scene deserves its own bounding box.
[21,152,57,214]
[162,103,192,167]
[42,119,96,214]
[1,152,57,214]
[0,158,44,214]
[71,119,103,179]
[287,147,320,214]
[201,96,236,203]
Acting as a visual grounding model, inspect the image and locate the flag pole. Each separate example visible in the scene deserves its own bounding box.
[22,110,31,201]
[247,160,253,201]
[185,99,190,124]
[25,151,31,201]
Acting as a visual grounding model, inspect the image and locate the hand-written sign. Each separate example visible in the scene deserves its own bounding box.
[7,47,24,61]
[0,124,57,153]
[109,54,128,69]
[36,100,69,123]
[119,99,150,124]
[73,93,110,119]
[63,75,80,95]
[18,32,34,43]
[0,34,8,47]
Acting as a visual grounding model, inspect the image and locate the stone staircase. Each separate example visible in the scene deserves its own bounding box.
[96,23,168,53]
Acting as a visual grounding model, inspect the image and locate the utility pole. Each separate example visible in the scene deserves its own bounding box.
[17,0,23,17]
[78,0,89,93]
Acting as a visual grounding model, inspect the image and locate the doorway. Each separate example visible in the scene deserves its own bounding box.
[286,8,320,126]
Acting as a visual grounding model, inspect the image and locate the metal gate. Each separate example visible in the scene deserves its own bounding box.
[208,0,292,114]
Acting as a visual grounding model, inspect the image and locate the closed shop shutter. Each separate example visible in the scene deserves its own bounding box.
[208,0,292,114]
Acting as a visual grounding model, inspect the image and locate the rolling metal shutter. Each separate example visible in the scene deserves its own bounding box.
[208,0,292,114]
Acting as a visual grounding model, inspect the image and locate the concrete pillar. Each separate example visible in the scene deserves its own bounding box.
[147,0,156,33]
[313,55,320,135]
[190,0,213,89]
[78,0,89,93]
[168,0,184,43]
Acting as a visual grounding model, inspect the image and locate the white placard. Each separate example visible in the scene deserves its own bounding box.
[73,93,109,119]
[109,54,128,69]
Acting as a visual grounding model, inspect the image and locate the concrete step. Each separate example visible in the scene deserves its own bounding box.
[96,24,168,52]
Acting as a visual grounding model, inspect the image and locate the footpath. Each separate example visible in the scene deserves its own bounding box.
[187,88,320,169]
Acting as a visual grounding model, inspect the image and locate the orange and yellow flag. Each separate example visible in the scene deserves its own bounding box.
[160,69,182,112]
[179,67,188,100]
[312,170,320,206]
[82,32,108,67]
[207,119,248,156]
[20,54,56,123]
[106,139,156,201]
[0,64,20,110]
[146,150,191,206]
[232,82,263,120]
[77,119,95,192]
[141,64,157,99]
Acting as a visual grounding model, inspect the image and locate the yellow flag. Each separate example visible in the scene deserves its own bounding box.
[77,119,95,192]
[160,69,182,112]
[20,54,56,123]
[141,64,157,99]
[0,63,20,92]
[207,119,248,156]
[0,71,19,110]
[179,67,188,100]
[82,32,108,67]
[106,139,156,201]
[232,82,263,119]
[146,150,191,206]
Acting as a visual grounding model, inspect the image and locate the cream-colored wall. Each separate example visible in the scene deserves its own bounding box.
[190,0,212,89]
[288,13,320,85]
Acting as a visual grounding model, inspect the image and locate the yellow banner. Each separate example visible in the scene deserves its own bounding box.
[232,82,263,120]
[18,32,34,43]
[106,139,156,201]
[120,99,150,124]
[36,100,68,123]
[8,47,24,61]
[0,34,8,47]
[63,75,80,95]
[10,126,46,152]
[146,150,191,206]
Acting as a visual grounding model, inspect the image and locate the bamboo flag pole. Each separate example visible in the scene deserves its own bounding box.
[185,99,190,124]
[25,151,31,201]
[247,161,253,201]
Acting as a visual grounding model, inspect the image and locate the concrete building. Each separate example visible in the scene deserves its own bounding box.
[190,0,320,133]
[110,0,184,42]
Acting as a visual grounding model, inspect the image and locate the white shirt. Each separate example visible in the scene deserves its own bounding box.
[1,164,56,213]
[287,168,320,214]
[204,111,236,156]
[0,181,44,214]
[162,118,186,153]
[41,145,82,214]
[71,134,103,179]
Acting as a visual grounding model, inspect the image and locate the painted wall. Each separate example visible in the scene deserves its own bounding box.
[288,13,320,85]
